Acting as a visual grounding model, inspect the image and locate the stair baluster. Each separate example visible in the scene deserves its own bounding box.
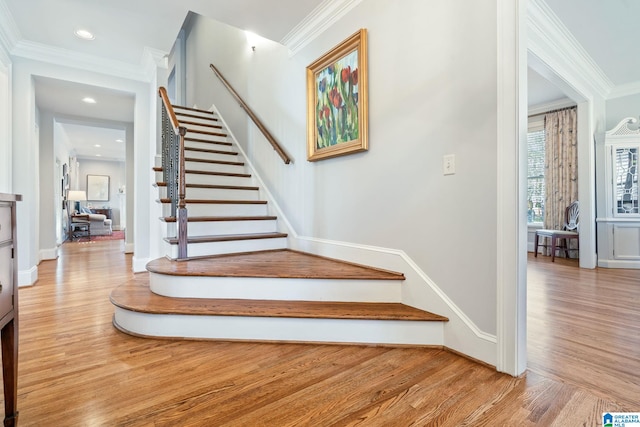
[159,87,189,259]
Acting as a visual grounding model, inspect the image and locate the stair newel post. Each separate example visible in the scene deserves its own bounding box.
[177,126,188,259]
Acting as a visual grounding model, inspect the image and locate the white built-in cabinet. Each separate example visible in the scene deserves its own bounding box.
[596,117,640,268]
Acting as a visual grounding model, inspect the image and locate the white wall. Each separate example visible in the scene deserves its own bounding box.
[0,57,10,193]
[38,109,58,259]
[183,0,500,354]
[184,13,250,148]
[606,94,640,130]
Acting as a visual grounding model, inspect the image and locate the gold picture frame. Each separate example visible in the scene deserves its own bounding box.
[306,29,368,161]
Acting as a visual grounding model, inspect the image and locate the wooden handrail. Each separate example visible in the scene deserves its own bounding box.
[158,87,182,134]
[209,64,291,164]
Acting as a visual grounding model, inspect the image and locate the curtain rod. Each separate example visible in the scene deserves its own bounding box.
[528,105,576,118]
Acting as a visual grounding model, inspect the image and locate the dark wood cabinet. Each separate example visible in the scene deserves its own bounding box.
[0,193,20,426]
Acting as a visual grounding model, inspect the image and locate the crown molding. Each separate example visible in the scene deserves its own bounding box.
[0,0,20,66]
[11,40,150,82]
[142,46,168,82]
[280,0,363,56]
[608,80,640,100]
[527,0,613,100]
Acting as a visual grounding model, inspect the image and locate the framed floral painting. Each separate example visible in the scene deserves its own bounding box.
[306,29,368,161]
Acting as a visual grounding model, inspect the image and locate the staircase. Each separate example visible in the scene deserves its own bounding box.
[110,96,448,346]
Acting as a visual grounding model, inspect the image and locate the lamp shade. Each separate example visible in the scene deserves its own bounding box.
[67,190,87,201]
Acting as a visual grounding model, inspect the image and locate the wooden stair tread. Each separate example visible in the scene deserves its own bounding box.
[155,182,259,191]
[111,282,446,321]
[175,111,219,121]
[185,147,238,156]
[153,168,252,178]
[164,232,287,245]
[185,137,231,145]
[158,198,266,204]
[147,249,405,280]
[173,105,214,114]
[180,120,221,128]
[185,170,251,178]
[161,216,277,223]
[184,157,245,166]
[188,128,225,136]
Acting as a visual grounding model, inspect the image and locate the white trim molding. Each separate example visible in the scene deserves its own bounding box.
[18,265,38,287]
[142,46,168,82]
[608,80,640,100]
[496,0,528,376]
[280,0,363,56]
[0,0,20,59]
[527,0,613,100]
[39,247,58,262]
[11,40,150,82]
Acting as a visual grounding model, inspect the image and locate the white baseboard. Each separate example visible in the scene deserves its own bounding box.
[39,247,58,262]
[289,236,497,367]
[124,242,134,254]
[132,255,149,273]
[18,265,38,287]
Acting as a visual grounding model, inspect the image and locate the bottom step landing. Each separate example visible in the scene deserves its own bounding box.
[111,283,447,346]
[110,250,448,346]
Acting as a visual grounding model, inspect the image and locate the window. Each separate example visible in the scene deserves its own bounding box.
[527,117,545,224]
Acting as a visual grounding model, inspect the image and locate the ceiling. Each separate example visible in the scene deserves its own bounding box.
[2,0,325,161]
[529,0,640,108]
[3,0,639,158]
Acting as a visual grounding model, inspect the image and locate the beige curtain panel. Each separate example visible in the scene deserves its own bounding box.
[544,107,578,232]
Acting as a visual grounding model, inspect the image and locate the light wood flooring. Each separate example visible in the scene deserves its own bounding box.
[2,241,637,425]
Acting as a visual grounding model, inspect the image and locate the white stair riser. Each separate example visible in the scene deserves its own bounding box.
[150,273,401,302]
[175,110,217,120]
[162,219,277,237]
[157,187,260,201]
[114,309,444,346]
[184,123,225,134]
[164,236,287,258]
[160,203,267,217]
[184,138,230,150]
[184,150,240,162]
[184,161,246,174]
[155,171,254,187]
[185,174,254,187]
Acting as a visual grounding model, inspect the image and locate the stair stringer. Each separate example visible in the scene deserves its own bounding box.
[206,103,497,366]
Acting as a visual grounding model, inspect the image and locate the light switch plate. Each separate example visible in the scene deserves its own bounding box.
[443,154,455,175]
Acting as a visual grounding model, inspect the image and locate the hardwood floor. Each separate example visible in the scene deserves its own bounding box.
[2,241,636,425]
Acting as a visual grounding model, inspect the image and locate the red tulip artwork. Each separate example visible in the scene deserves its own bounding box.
[314,50,359,149]
[307,29,368,161]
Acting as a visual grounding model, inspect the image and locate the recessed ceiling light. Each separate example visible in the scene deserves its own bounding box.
[74,29,95,40]
[82,97,96,104]
[94,144,101,147]
[115,139,124,143]
[96,154,102,157]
